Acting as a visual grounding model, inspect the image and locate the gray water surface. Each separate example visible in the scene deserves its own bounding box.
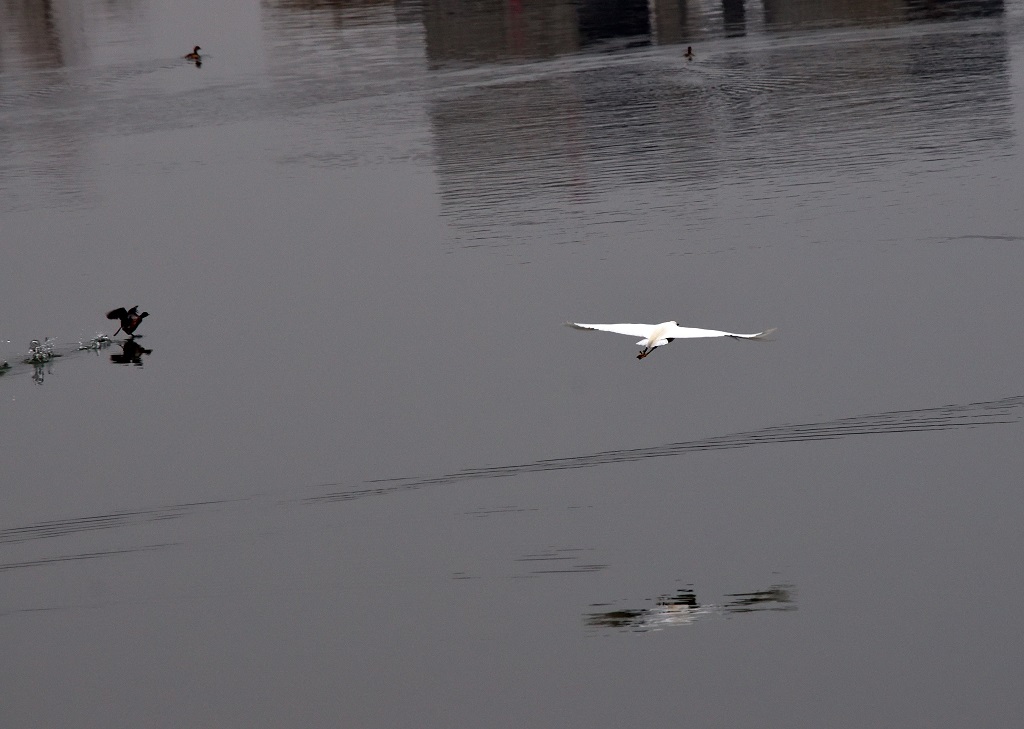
[3,0,1024,726]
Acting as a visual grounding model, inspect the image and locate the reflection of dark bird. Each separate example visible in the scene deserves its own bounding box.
[723,585,796,613]
[184,45,201,61]
[586,584,795,631]
[106,306,149,336]
[110,339,152,366]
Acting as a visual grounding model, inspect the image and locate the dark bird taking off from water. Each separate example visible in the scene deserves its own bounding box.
[107,306,149,336]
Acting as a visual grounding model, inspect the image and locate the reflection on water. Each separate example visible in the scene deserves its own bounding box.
[423,0,655,66]
[587,583,795,632]
[431,21,1011,247]
[423,0,1004,66]
[110,339,152,366]
[305,394,1024,503]
[455,544,607,579]
[262,0,426,87]
[0,0,87,70]
[2,0,1003,79]
[0,0,1012,227]
[0,0,94,210]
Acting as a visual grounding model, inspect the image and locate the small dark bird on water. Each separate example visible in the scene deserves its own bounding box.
[684,46,695,60]
[107,306,149,336]
[185,46,201,61]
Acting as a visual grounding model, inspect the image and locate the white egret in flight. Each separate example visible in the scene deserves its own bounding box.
[567,321,774,360]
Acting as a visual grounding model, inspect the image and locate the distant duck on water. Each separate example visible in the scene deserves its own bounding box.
[107,306,149,337]
[684,46,695,60]
[185,45,201,61]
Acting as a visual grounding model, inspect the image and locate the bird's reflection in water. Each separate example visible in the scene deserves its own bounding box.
[110,339,152,366]
[723,585,795,613]
[586,584,795,632]
[31,361,49,385]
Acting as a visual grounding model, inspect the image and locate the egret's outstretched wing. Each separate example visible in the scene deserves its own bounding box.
[567,322,655,338]
[669,325,776,340]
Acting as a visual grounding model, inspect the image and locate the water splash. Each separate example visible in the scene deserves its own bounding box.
[25,338,58,364]
[25,339,60,384]
[78,333,113,351]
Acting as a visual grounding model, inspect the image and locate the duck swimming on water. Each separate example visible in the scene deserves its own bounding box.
[184,46,201,61]
[107,306,149,337]
[684,46,695,60]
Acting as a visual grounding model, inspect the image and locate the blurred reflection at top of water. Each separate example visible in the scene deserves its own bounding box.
[431,23,1012,247]
[0,0,88,71]
[0,1,1016,274]
[1,0,1008,76]
[420,0,1004,66]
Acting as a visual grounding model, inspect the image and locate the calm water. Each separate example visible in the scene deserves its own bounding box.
[3,0,1024,725]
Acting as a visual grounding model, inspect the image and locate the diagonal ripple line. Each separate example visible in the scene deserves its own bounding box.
[0,543,178,571]
[3,397,1020,539]
[0,499,237,545]
[304,394,1024,504]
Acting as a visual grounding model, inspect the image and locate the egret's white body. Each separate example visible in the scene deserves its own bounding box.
[567,320,774,360]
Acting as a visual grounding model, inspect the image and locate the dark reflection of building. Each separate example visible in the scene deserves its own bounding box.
[264,0,405,29]
[587,584,795,632]
[423,0,1006,67]
[423,0,710,65]
[721,0,746,37]
[0,0,89,70]
[904,0,1003,20]
[263,0,423,41]
[0,0,96,213]
[577,0,651,46]
[647,0,696,45]
[0,1,65,70]
[423,0,581,65]
[260,0,425,86]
